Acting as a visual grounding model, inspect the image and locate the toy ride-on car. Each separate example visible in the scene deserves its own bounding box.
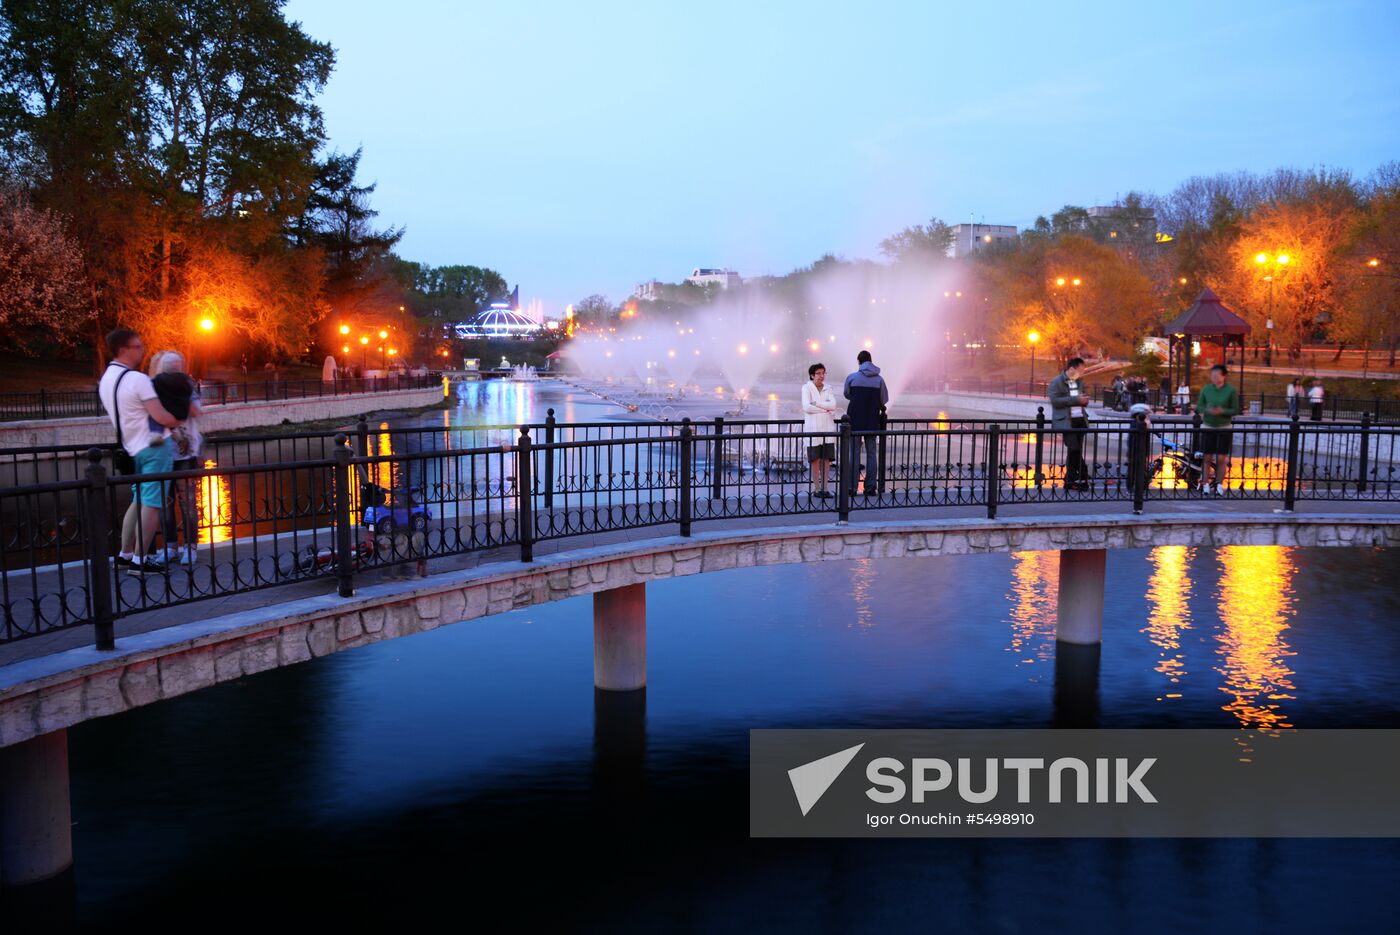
[360,482,431,536]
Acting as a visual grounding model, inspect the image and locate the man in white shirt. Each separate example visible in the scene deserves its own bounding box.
[98,329,179,573]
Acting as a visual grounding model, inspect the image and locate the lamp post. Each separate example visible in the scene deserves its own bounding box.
[1255,252,1290,365]
[359,335,369,372]
[1027,330,1040,393]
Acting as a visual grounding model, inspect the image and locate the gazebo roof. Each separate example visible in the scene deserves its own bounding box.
[1164,287,1251,336]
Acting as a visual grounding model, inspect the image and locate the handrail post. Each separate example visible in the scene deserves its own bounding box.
[837,416,851,523]
[711,416,724,501]
[40,388,48,421]
[517,427,534,562]
[679,418,693,537]
[332,435,355,597]
[1357,410,1371,494]
[1131,410,1148,514]
[544,407,556,510]
[985,423,1001,519]
[1033,405,1046,487]
[83,448,116,650]
[1282,413,1300,512]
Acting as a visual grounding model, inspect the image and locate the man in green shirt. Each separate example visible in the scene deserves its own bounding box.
[1195,364,1240,495]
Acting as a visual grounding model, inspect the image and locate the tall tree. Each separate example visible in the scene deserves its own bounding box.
[879,217,955,264]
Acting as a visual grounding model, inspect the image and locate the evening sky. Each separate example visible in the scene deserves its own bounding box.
[284,0,1400,312]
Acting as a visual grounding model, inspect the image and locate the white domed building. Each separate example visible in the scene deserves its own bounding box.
[453,303,544,340]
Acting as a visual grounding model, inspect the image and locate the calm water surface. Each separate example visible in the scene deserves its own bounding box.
[51,383,1400,929]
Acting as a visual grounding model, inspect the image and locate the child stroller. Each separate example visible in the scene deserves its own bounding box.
[1147,436,1203,489]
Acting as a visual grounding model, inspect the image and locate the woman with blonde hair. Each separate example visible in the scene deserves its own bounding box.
[148,350,203,564]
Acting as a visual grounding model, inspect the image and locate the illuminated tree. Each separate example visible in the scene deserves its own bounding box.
[0,186,89,353]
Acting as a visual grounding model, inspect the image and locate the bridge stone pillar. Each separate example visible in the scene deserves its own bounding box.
[1056,549,1106,645]
[0,730,73,887]
[594,583,646,691]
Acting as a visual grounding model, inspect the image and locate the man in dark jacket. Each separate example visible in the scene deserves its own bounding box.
[1047,357,1091,491]
[843,350,889,495]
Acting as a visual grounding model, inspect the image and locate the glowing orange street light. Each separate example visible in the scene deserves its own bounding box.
[809,340,821,352]
[1256,252,1269,264]
[769,343,779,353]
[339,324,350,335]
[737,343,749,355]
[1368,258,1381,267]
[1179,277,1188,284]
[1277,254,1290,265]
[378,329,388,340]
[342,344,350,354]
[1055,277,1066,286]
[359,335,369,345]
[1071,278,1081,286]
[199,317,215,332]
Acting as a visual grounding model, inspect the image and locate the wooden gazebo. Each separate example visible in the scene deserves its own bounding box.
[1163,287,1252,410]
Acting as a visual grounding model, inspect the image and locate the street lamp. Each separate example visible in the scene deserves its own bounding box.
[359,335,369,371]
[339,324,350,336]
[1255,252,1290,365]
[1027,330,1040,392]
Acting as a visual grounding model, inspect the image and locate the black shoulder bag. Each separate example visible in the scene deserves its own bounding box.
[107,366,137,475]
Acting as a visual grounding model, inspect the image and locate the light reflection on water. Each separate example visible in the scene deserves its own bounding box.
[1215,545,1297,731]
[1006,551,1058,675]
[1144,544,1193,696]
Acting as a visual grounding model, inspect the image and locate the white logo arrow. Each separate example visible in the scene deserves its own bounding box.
[788,743,865,816]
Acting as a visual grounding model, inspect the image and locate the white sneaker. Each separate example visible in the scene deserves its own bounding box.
[179,547,199,566]
[1214,483,1225,496]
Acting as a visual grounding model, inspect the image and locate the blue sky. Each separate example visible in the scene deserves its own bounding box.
[285,0,1400,312]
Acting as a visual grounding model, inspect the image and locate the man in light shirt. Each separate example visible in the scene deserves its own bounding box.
[98,328,180,574]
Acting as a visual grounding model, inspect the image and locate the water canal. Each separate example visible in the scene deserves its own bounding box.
[36,382,1400,927]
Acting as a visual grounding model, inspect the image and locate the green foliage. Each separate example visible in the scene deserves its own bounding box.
[1123,350,1163,382]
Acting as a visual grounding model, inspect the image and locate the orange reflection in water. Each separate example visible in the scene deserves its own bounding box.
[1005,455,1292,491]
[1143,546,1193,695]
[1006,551,1058,674]
[197,458,231,544]
[850,558,876,630]
[1215,545,1298,731]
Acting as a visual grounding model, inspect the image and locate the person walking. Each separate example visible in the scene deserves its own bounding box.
[1195,364,1240,496]
[1286,378,1302,419]
[1308,380,1324,421]
[842,350,889,496]
[801,362,838,499]
[1047,357,1091,491]
[98,329,180,574]
[149,350,204,565]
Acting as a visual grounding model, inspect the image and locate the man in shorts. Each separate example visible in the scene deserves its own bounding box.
[1195,363,1239,496]
[98,328,181,573]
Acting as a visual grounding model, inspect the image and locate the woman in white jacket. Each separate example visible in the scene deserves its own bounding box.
[801,362,839,498]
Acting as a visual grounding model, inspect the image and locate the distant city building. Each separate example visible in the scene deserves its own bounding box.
[686,268,742,289]
[1087,204,1156,241]
[634,280,664,300]
[948,223,1017,258]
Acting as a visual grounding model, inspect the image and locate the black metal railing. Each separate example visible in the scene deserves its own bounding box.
[2,414,1396,648]
[0,373,442,423]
